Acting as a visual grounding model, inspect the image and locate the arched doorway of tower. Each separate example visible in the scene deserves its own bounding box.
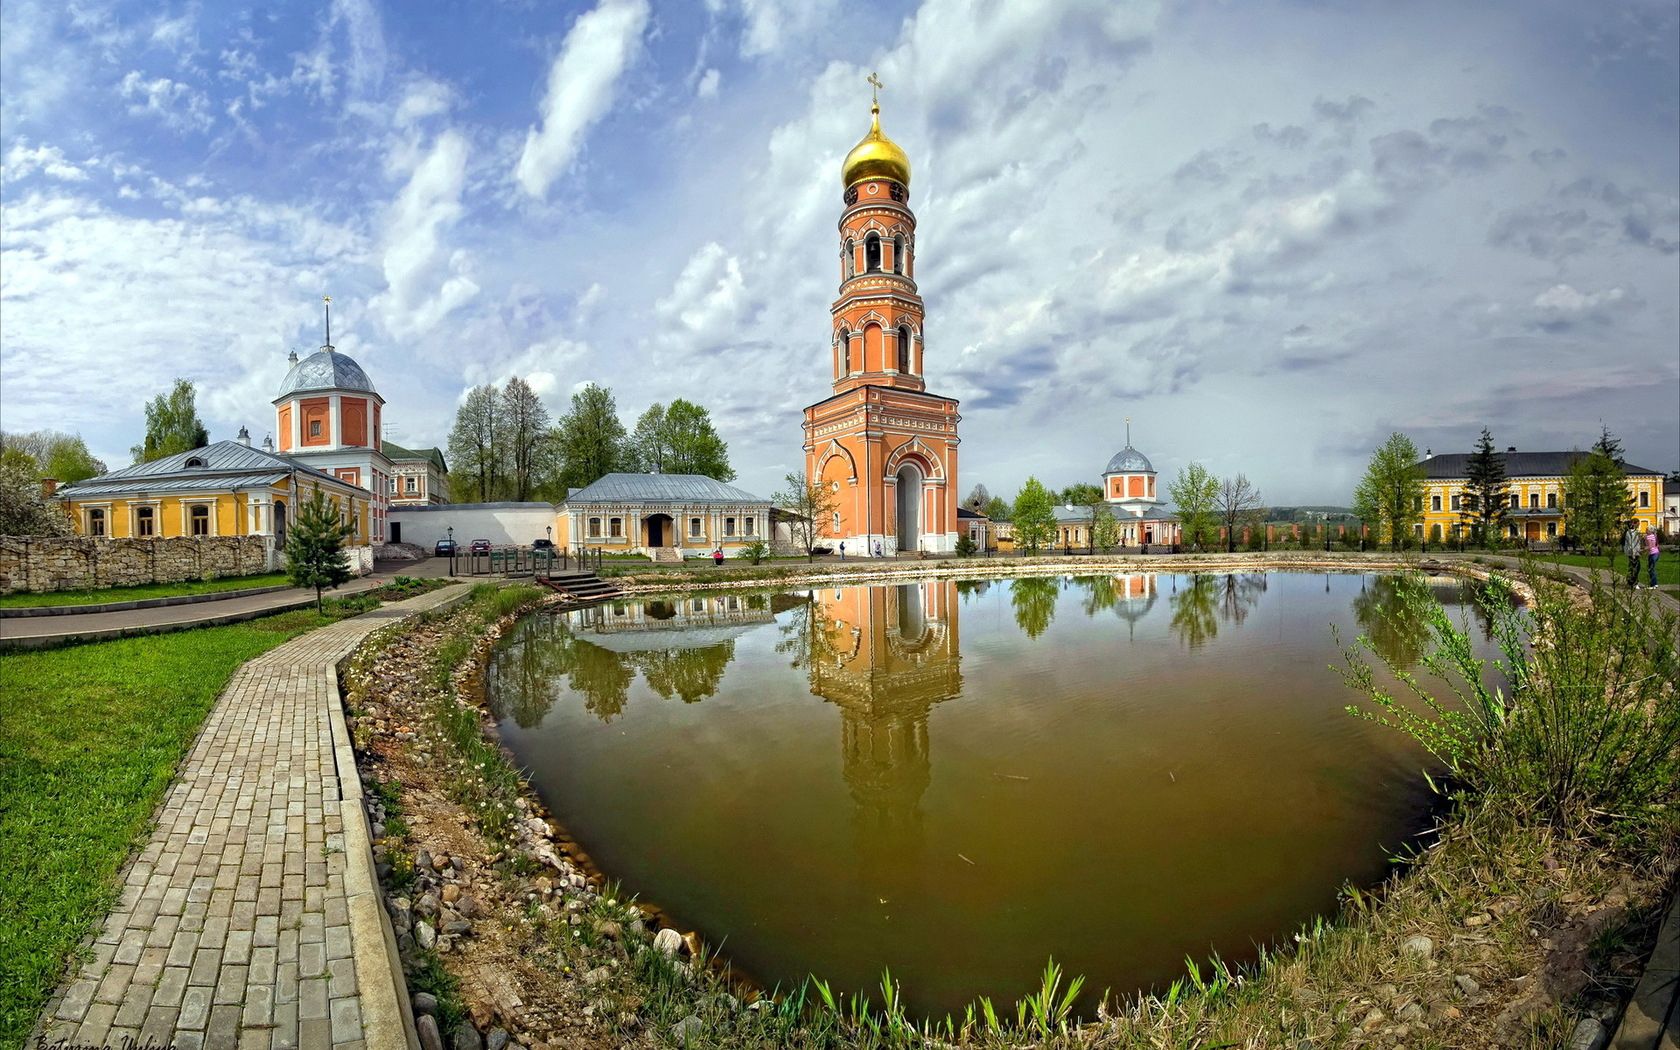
[896,463,922,552]
[273,500,287,544]
[645,513,674,550]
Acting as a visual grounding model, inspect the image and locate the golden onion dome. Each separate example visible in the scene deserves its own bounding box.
[842,103,911,190]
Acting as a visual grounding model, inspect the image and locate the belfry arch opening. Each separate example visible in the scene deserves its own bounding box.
[897,325,911,373]
[895,462,922,552]
[866,234,882,273]
[892,235,904,274]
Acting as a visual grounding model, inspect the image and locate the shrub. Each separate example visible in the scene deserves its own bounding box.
[1340,569,1680,831]
[955,534,977,557]
[739,538,770,565]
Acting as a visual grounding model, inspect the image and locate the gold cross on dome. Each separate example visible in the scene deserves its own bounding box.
[867,71,883,105]
[323,295,331,304]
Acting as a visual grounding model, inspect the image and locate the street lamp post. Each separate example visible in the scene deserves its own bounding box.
[447,526,455,577]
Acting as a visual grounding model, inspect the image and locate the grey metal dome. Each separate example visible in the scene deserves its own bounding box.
[276,348,376,399]
[1104,445,1154,475]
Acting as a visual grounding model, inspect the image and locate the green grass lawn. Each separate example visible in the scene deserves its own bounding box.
[0,572,292,609]
[0,602,362,1046]
[1543,551,1678,587]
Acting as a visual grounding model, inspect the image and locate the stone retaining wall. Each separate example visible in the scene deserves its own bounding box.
[0,535,277,594]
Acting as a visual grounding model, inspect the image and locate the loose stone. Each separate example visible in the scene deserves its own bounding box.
[653,928,683,957]
[583,965,613,986]
[670,1015,703,1044]
[1397,1002,1425,1023]
[1568,1018,1606,1050]
[417,1014,446,1050]
[594,920,622,942]
[1400,935,1433,960]
[484,1028,509,1050]
[413,991,438,1015]
[416,920,437,950]
[451,1023,484,1050]
[442,884,461,904]
[1454,974,1480,996]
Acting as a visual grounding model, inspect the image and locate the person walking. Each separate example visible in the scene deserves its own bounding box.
[839,541,846,561]
[712,546,724,567]
[1646,526,1661,588]
[1624,521,1645,588]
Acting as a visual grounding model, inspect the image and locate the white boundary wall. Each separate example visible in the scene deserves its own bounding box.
[387,503,556,548]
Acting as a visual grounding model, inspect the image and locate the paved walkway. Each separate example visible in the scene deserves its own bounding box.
[0,559,456,647]
[33,582,469,1050]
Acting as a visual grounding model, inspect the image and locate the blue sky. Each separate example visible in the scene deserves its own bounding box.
[2,0,1676,503]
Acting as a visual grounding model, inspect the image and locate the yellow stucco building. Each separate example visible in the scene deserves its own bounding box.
[1417,448,1665,544]
[52,434,375,544]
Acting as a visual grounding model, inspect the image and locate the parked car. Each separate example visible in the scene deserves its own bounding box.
[532,538,555,552]
[434,539,456,557]
[469,538,493,555]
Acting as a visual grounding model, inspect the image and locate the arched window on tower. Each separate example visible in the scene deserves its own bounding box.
[892,235,903,274]
[865,234,881,273]
[838,328,852,373]
[844,239,855,278]
[897,325,911,373]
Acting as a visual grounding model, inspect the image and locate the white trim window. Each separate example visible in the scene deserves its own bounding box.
[87,506,107,536]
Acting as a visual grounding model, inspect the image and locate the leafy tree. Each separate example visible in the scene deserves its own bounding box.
[285,490,354,612]
[964,483,991,511]
[1011,477,1056,553]
[1059,482,1102,506]
[131,379,209,463]
[500,377,553,501]
[554,384,630,491]
[1168,463,1220,550]
[955,533,977,556]
[0,458,73,535]
[774,470,840,561]
[629,403,669,473]
[1091,504,1122,552]
[1564,429,1635,558]
[1214,473,1264,552]
[1,430,106,484]
[1459,427,1508,547]
[984,495,1011,522]
[661,399,734,480]
[1353,433,1425,551]
[447,384,503,502]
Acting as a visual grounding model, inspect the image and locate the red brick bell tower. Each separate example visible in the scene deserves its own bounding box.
[803,76,960,556]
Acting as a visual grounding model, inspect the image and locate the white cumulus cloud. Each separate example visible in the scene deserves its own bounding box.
[514,0,649,200]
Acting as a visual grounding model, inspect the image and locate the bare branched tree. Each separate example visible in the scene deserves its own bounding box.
[1216,474,1265,552]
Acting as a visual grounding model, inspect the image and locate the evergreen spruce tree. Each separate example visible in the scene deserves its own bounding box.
[286,491,354,612]
[1460,427,1508,547]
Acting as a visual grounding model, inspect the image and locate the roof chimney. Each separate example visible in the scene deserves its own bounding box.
[40,477,58,497]
[237,426,251,447]
[288,349,299,365]
[1424,448,1432,458]
[1507,446,1517,453]
[263,434,274,453]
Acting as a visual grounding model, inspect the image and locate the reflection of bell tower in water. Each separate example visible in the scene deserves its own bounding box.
[805,582,963,862]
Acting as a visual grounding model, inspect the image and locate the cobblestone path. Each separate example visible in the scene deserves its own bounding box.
[35,584,469,1050]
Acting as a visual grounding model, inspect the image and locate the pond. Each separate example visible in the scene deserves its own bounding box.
[485,571,1496,1017]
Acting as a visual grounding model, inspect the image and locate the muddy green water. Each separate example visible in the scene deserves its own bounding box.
[486,572,1494,1016]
